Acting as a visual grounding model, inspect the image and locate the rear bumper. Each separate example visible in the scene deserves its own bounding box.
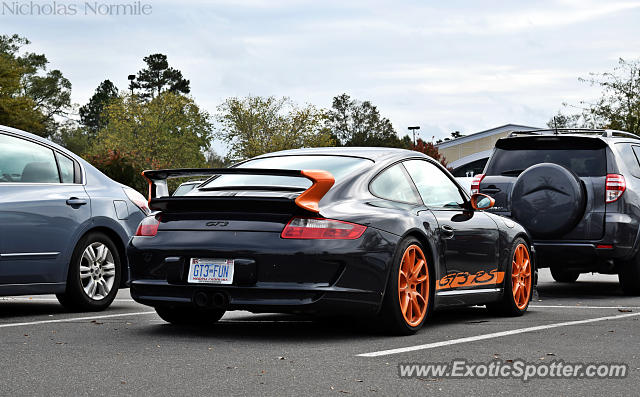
[494,211,640,268]
[127,228,399,314]
[130,280,381,314]
[534,242,617,263]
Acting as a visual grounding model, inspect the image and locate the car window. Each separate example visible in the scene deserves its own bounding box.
[0,134,60,183]
[486,148,606,177]
[403,159,465,208]
[452,157,488,177]
[56,152,76,183]
[370,163,420,204]
[173,183,198,196]
[199,155,372,191]
[614,143,640,178]
[632,146,640,175]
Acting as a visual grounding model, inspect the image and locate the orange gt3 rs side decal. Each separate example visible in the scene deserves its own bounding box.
[436,269,505,290]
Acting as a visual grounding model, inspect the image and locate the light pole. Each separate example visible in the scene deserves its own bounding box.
[408,126,420,146]
[128,74,137,95]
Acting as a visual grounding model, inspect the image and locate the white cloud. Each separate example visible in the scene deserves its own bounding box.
[427,1,640,35]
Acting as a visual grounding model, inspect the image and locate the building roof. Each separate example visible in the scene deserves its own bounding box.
[435,123,540,149]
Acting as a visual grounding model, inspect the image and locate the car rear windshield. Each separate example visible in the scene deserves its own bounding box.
[486,148,607,177]
[197,155,372,191]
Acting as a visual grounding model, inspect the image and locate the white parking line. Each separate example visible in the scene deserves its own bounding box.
[0,311,155,329]
[358,311,640,357]
[0,298,136,302]
[219,320,314,323]
[531,305,640,309]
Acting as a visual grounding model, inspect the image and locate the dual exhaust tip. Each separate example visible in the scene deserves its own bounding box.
[193,291,229,309]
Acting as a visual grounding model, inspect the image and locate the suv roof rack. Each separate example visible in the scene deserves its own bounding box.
[508,128,639,140]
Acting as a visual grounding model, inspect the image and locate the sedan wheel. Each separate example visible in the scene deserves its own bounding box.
[57,232,121,311]
[80,242,117,301]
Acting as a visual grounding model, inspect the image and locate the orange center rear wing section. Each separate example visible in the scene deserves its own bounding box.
[141,168,335,213]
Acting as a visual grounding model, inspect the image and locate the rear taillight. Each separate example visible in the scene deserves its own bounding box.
[281,218,367,240]
[605,174,626,203]
[135,215,160,237]
[471,173,485,195]
[124,187,150,215]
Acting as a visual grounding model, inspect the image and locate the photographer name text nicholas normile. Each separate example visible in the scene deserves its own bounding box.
[2,1,152,16]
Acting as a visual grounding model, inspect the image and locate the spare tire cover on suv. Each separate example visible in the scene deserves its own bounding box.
[511,163,586,238]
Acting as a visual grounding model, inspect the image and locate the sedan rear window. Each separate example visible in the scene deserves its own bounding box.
[0,133,61,183]
[486,148,606,177]
[198,155,372,191]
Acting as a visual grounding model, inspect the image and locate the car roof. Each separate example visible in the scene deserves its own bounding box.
[0,124,80,159]
[252,146,427,162]
[507,128,640,142]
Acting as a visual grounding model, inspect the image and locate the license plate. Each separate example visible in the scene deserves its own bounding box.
[187,258,234,284]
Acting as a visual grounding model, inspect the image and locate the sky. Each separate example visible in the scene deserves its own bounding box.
[2,0,639,152]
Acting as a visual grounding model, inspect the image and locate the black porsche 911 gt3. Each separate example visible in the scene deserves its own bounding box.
[128,147,535,335]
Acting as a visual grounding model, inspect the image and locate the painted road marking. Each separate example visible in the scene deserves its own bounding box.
[219,320,314,323]
[531,305,640,309]
[0,297,136,302]
[0,311,155,329]
[358,312,640,357]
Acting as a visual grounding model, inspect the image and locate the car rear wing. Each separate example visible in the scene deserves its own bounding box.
[141,168,335,213]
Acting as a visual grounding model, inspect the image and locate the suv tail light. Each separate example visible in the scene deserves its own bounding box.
[605,174,626,203]
[471,174,485,195]
[124,187,151,215]
[281,218,367,240]
[135,215,160,237]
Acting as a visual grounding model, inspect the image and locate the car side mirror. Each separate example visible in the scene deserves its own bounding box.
[470,193,495,210]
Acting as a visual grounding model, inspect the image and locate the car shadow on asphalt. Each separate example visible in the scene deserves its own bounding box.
[0,300,67,319]
[133,306,502,341]
[536,279,625,301]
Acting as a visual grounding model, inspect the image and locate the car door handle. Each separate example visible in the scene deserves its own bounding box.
[483,188,500,194]
[66,197,88,206]
[441,225,455,238]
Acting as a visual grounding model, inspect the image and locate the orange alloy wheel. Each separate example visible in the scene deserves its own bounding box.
[398,245,429,327]
[512,244,532,310]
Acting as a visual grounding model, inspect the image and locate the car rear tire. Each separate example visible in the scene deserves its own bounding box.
[56,232,121,311]
[618,255,640,296]
[486,238,532,316]
[379,237,434,335]
[155,306,226,326]
[550,267,580,283]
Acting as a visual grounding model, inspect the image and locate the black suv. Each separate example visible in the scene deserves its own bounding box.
[473,128,640,294]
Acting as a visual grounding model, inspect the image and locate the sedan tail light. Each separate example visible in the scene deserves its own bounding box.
[470,173,485,195]
[135,215,160,237]
[281,218,366,240]
[605,174,626,203]
[124,187,151,215]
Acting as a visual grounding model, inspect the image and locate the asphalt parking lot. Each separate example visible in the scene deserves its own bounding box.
[1,269,638,396]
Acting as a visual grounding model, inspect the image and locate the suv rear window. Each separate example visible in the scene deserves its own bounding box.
[486,148,606,177]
